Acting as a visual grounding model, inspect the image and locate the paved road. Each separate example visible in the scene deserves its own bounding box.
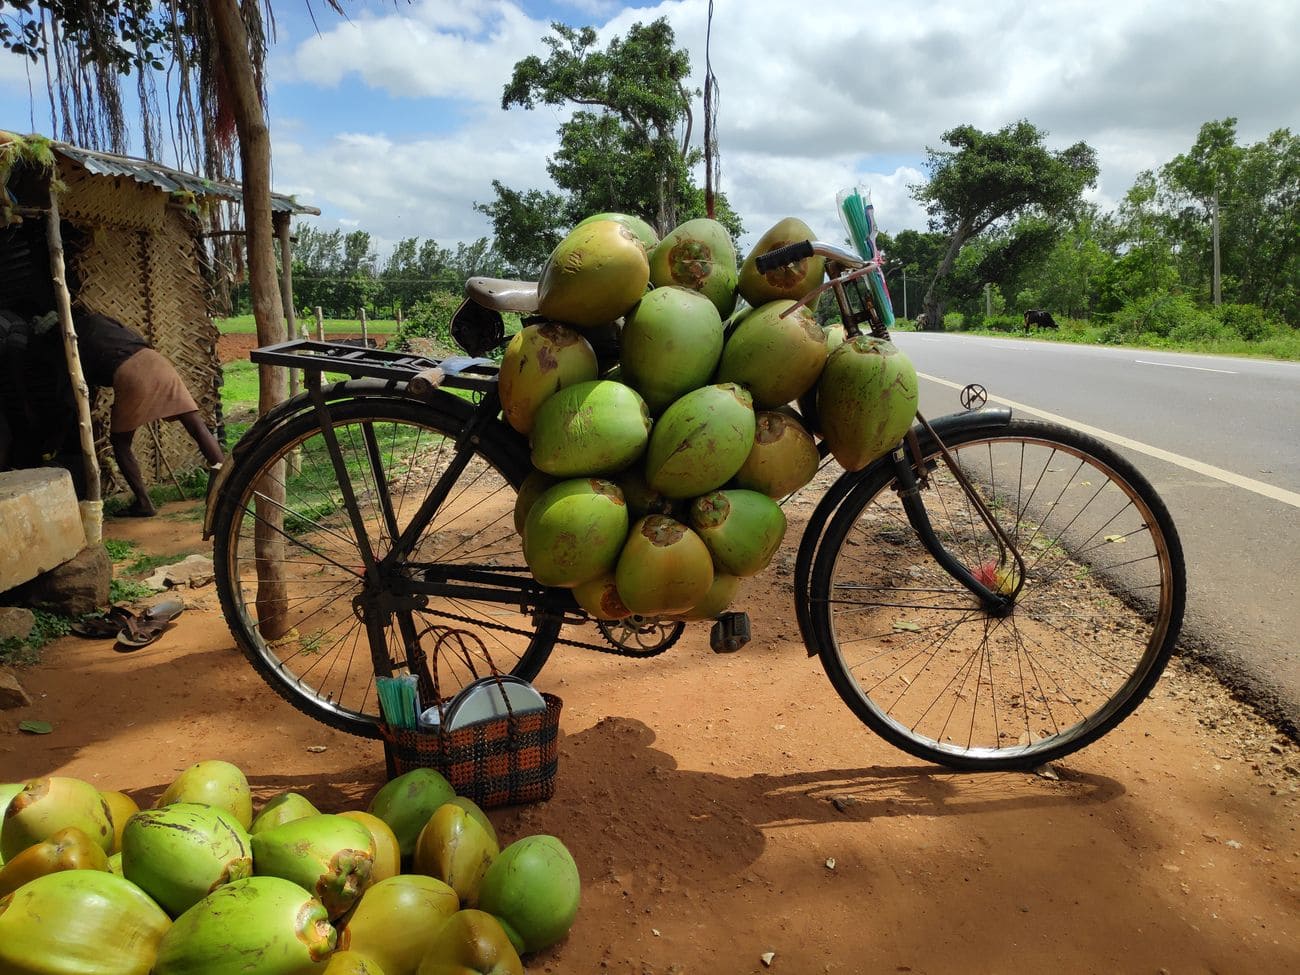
[890,331,1300,734]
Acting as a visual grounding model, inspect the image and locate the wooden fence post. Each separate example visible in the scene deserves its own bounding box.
[360,306,369,346]
[315,306,324,341]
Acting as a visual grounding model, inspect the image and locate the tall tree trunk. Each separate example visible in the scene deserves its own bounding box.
[920,222,971,331]
[210,0,290,640]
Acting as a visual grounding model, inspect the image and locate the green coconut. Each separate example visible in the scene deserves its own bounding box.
[619,286,724,414]
[530,380,651,477]
[153,876,336,975]
[476,835,581,956]
[250,792,321,836]
[368,769,456,860]
[512,470,556,537]
[340,874,460,975]
[100,790,139,855]
[715,299,827,408]
[0,825,110,899]
[575,212,659,251]
[616,468,675,520]
[498,323,599,435]
[334,811,401,885]
[0,783,23,867]
[571,572,632,621]
[796,323,847,433]
[537,220,649,328]
[121,802,252,918]
[733,411,821,497]
[817,335,919,471]
[323,951,387,975]
[614,516,714,616]
[668,573,743,622]
[648,218,739,318]
[156,760,253,829]
[737,216,826,307]
[688,490,787,577]
[2,776,114,862]
[412,799,499,905]
[643,383,755,498]
[0,869,171,975]
[523,478,628,588]
[417,909,523,975]
[251,814,375,920]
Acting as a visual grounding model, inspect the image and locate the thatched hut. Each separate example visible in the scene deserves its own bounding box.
[0,133,317,530]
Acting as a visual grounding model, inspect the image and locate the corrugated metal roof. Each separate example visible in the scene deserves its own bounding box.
[52,143,320,215]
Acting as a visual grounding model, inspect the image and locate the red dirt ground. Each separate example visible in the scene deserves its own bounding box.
[3,496,1298,973]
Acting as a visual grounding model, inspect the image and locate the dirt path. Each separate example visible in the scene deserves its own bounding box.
[2,500,1297,973]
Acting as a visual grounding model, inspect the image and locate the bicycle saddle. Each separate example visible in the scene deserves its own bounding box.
[465,276,540,314]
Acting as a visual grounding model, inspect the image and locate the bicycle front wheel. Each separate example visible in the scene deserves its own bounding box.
[810,418,1185,770]
[212,397,559,738]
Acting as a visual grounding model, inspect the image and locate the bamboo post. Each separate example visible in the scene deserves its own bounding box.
[359,306,369,346]
[275,213,299,396]
[315,306,324,341]
[45,187,103,543]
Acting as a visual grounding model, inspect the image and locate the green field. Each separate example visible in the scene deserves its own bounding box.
[216,315,400,335]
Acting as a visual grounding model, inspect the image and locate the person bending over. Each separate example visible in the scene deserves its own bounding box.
[72,309,223,517]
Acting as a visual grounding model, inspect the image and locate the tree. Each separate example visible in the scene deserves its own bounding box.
[479,18,742,275]
[913,120,1099,329]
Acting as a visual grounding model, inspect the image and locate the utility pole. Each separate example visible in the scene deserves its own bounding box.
[984,283,991,318]
[1212,189,1222,307]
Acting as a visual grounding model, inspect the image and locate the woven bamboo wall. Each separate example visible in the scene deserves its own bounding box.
[59,160,220,495]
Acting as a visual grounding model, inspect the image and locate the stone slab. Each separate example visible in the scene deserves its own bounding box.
[0,469,87,592]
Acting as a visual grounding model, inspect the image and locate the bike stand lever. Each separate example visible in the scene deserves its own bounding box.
[710,612,751,654]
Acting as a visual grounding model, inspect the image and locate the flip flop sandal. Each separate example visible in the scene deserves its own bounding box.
[113,597,185,653]
[70,605,137,639]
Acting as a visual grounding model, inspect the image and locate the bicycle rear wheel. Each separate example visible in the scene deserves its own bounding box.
[212,396,559,738]
[810,418,1184,770]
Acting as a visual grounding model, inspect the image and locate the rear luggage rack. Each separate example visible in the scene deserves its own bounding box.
[249,339,499,394]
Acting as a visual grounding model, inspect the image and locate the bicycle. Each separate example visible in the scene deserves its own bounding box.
[206,239,1185,772]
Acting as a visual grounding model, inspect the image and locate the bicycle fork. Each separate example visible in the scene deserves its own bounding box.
[890,414,1027,615]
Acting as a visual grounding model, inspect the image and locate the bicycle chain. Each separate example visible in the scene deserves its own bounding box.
[411,605,673,658]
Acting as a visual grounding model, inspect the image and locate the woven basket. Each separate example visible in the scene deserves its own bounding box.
[380,627,561,809]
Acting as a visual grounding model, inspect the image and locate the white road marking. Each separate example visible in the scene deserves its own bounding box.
[1133,359,1237,374]
[916,372,1300,509]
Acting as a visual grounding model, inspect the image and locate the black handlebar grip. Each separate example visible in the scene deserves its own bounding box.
[754,240,814,274]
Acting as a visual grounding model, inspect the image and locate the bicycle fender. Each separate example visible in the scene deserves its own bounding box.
[202,380,477,538]
[794,407,1014,657]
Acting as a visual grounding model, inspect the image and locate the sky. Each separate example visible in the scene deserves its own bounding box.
[2,0,1297,261]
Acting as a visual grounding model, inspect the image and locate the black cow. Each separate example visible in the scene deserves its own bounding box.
[1023,309,1059,332]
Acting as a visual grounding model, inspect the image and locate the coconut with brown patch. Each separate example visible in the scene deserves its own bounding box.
[498,323,598,435]
[733,411,820,497]
[614,516,714,616]
[523,478,629,588]
[715,299,828,409]
[537,220,650,327]
[737,216,826,306]
[817,335,919,471]
[688,489,787,577]
[642,383,756,499]
[648,218,738,318]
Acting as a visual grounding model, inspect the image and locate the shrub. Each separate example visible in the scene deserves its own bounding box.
[390,290,462,352]
[1108,292,1209,340]
[1168,317,1237,344]
[943,311,966,331]
[981,314,1023,333]
[1216,303,1283,342]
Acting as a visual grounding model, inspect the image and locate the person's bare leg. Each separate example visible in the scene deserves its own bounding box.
[110,429,155,516]
[176,410,224,466]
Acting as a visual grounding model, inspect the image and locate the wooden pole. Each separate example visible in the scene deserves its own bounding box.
[360,306,369,346]
[276,213,298,397]
[315,306,324,341]
[45,186,103,543]
[210,0,289,640]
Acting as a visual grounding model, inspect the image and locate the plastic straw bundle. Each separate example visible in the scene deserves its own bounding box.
[376,674,421,731]
[836,186,896,329]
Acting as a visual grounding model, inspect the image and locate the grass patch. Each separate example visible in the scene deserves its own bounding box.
[104,538,138,561]
[216,315,400,336]
[109,578,156,604]
[0,610,73,666]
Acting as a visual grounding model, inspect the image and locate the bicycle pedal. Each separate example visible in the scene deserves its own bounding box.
[710,612,751,654]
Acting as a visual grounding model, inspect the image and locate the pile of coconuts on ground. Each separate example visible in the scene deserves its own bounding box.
[0,761,578,974]
[506,212,919,622]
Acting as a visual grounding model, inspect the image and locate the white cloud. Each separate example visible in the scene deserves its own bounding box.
[264,0,1300,259]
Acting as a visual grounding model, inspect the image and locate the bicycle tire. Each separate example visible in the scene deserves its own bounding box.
[212,396,560,738]
[810,417,1185,770]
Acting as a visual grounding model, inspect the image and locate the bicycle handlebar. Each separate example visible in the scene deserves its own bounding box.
[754,239,872,274]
